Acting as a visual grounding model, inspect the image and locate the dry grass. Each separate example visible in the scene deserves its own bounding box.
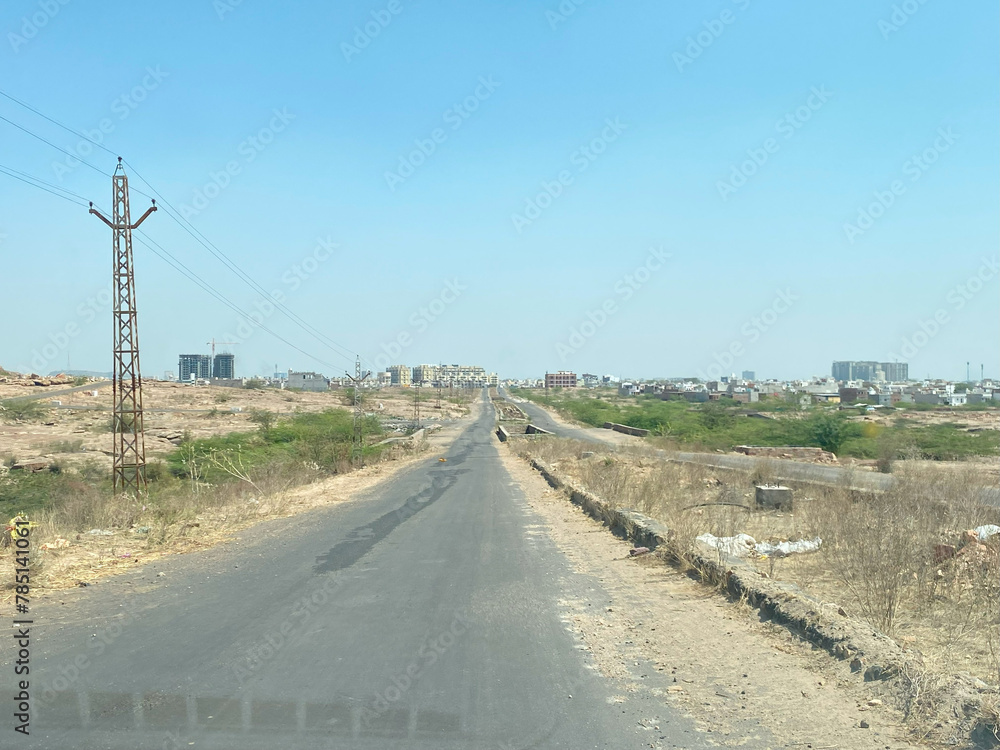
[523,438,1000,687]
[0,440,425,596]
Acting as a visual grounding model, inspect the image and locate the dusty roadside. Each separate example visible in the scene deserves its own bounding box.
[498,444,926,750]
[3,404,478,602]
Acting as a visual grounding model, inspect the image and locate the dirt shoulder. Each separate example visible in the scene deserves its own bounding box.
[498,444,927,750]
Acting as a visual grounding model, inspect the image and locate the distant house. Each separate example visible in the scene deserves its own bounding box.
[838,387,870,404]
[288,370,328,392]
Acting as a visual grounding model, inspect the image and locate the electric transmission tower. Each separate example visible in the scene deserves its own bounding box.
[345,357,371,465]
[89,158,157,497]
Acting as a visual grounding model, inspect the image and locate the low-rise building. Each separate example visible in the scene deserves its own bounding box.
[545,371,577,389]
[288,370,328,392]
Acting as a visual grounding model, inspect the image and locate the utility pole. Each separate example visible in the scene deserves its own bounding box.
[89,158,157,498]
[413,387,420,429]
[345,356,371,466]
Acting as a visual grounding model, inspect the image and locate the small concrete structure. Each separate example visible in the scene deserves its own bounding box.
[755,484,793,511]
[602,422,650,437]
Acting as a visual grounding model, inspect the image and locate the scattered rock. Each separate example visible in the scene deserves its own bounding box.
[11,457,51,473]
[859,719,870,729]
[629,547,650,557]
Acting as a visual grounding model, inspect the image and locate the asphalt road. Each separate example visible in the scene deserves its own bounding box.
[1,381,114,403]
[0,393,721,749]
[498,388,616,446]
[502,390,1000,506]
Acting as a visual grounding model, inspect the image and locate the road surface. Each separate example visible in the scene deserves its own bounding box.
[1,393,729,749]
[498,387,617,446]
[503,390,1000,505]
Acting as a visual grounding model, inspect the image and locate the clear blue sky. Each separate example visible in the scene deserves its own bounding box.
[1,0,996,381]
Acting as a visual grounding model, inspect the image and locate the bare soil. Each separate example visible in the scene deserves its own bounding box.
[0,380,470,472]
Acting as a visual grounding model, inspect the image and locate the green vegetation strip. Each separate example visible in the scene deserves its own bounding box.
[0,409,384,520]
[515,389,999,460]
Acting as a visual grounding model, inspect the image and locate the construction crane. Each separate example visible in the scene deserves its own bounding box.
[207,338,238,359]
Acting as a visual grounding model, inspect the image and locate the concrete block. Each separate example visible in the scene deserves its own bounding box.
[755,485,793,511]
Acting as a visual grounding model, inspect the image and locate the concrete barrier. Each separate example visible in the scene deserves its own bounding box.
[601,422,649,437]
[525,424,553,436]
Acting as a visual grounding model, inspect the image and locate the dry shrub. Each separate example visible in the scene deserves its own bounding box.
[808,465,998,644]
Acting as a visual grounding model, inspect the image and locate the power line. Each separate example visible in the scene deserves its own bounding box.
[0,165,341,371]
[0,88,118,159]
[0,110,154,200]
[0,164,90,207]
[132,232,340,371]
[123,159,365,367]
[0,88,364,368]
[0,92,367,369]
[0,161,94,204]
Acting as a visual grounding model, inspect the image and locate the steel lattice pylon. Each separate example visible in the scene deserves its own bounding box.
[90,159,157,497]
[345,357,371,466]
